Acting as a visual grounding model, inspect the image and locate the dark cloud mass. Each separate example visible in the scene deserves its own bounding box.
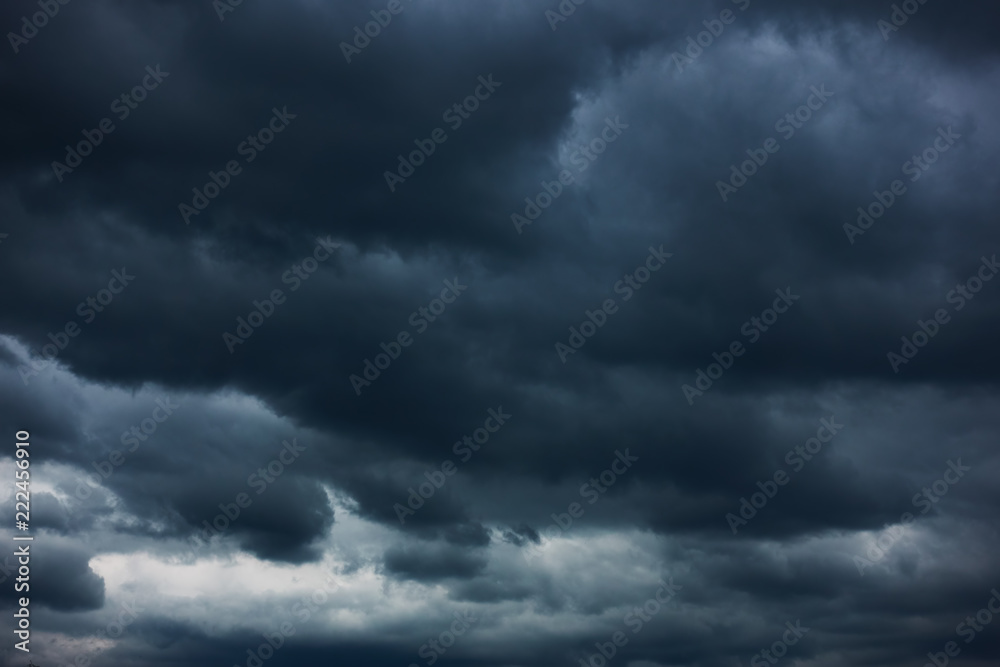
[0,0,999,665]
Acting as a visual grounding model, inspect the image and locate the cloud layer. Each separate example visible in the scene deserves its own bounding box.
[1,1,999,666]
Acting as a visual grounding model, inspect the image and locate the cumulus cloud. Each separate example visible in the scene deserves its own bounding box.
[1,0,999,665]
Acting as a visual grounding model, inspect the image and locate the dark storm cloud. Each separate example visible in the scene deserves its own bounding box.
[0,542,106,612]
[29,490,72,532]
[1,0,999,666]
[32,550,105,612]
[383,541,488,581]
[1,0,994,426]
[500,523,540,547]
[746,0,1000,60]
[224,478,335,562]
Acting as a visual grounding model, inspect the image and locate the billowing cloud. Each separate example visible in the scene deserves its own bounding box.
[1,1,999,666]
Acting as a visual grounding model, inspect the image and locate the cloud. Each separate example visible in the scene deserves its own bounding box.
[1,0,999,665]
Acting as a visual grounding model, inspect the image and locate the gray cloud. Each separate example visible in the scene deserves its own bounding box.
[1,0,999,665]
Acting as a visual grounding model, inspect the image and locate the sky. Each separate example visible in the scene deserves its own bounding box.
[1,1,999,666]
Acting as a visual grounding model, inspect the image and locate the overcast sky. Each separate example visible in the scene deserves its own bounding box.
[1,1,999,666]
